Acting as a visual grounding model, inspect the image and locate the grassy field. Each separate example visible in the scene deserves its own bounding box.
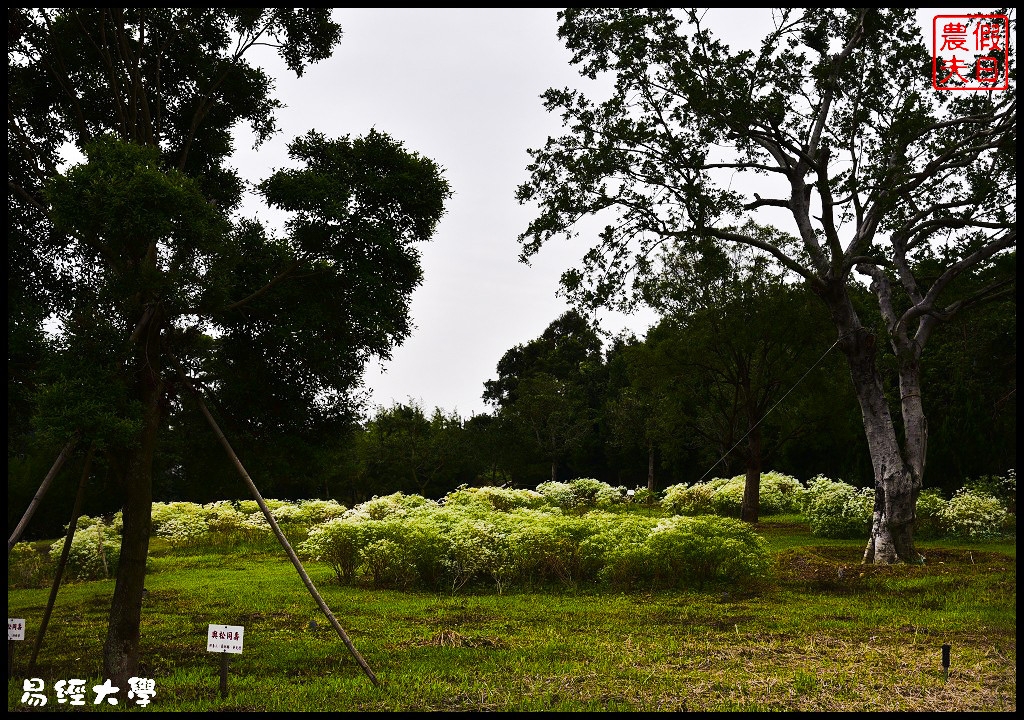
[7,517,1016,711]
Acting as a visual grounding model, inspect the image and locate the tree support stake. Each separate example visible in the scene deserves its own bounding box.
[30,444,95,671]
[172,359,380,686]
[8,433,81,555]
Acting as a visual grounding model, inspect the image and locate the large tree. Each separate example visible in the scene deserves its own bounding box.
[9,8,450,685]
[517,8,1015,563]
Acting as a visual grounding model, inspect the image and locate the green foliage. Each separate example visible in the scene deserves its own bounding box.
[914,489,948,540]
[299,517,364,584]
[8,542,52,588]
[347,492,437,520]
[964,469,1016,513]
[647,516,771,587]
[629,486,661,505]
[149,499,346,549]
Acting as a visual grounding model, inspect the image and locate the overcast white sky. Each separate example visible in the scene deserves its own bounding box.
[228,8,986,418]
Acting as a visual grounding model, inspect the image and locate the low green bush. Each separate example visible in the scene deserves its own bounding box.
[914,488,948,539]
[443,485,547,512]
[9,542,52,588]
[963,469,1015,514]
[628,486,661,505]
[298,498,771,592]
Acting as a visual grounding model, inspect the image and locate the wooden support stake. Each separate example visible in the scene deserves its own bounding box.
[8,434,81,555]
[220,654,229,699]
[30,445,94,671]
[173,361,380,686]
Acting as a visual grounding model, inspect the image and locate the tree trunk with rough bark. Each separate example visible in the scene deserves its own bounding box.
[824,285,922,565]
[647,443,655,492]
[740,423,762,524]
[102,317,162,691]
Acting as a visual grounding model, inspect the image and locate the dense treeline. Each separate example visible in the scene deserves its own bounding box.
[10,272,1014,539]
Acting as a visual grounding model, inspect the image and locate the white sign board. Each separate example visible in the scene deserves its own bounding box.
[8,618,26,641]
[207,624,244,654]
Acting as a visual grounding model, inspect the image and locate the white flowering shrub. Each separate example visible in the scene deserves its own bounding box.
[802,475,873,538]
[662,472,805,517]
[941,488,1008,540]
[964,469,1016,515]
[299,492,771,591]
[759,471,806,514]
[661,482,692,513]
[661,480,718,515]
[151,498,348,549]
[361,537,417,587]
[299,517,365,583]
[156,513,208,549]
[580,516,652,585]
[536,478,623,510]
[534,480,575,508]
[443,485,548,512]
[49,521,121,580]
[629,486,661,505]
[347,492,437,520]
[709,478,747,516]
[291,499,347,525]
[236,498,291,515]
[151,502,202,531]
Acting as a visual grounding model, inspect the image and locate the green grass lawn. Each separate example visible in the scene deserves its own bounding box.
[8,520,1016,711]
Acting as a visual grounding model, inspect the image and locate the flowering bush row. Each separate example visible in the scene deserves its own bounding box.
[297,497,770,591]
[801,475,1014,540]
[149,498,348,549]
[660,471,1014,540]
[661,472,806,517]
[16,470,1010,586]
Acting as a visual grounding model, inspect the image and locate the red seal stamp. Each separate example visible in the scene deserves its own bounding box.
[932,14,1009,90]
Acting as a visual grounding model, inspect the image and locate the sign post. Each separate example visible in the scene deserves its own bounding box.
[207,624,243,699]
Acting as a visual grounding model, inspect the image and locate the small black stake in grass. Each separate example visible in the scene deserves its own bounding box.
[220,654,229,699]
[942,643,951,681]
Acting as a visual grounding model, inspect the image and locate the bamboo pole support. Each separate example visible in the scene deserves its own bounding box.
[8,433,81,555]
[30,445,95,670]
[173,360,380,686]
